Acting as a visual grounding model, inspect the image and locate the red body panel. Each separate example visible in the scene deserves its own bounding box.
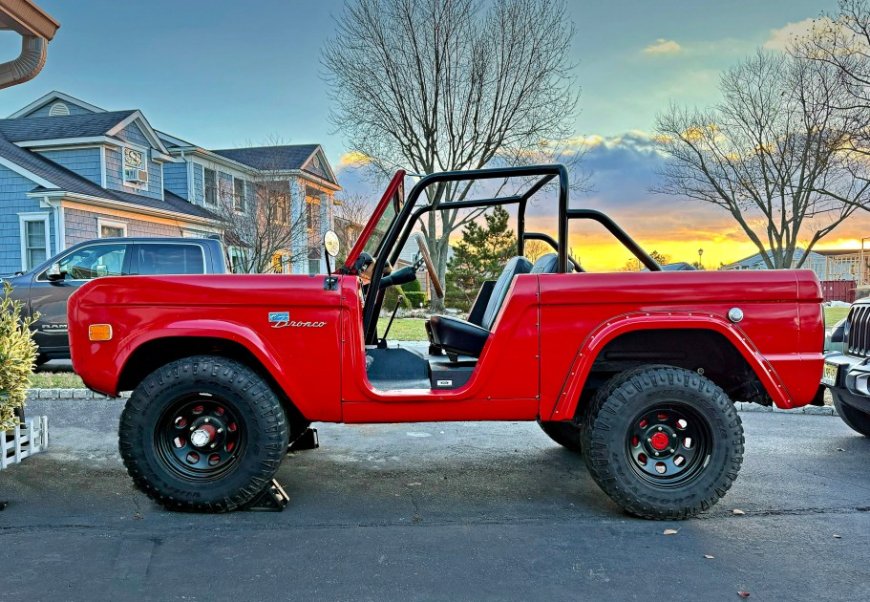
[68,269,823,423]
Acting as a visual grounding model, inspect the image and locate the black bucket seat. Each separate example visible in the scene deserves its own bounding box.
[428,253,561,358]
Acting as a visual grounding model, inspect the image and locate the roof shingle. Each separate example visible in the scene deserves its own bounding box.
[0,110,137,142]
[211,144,319,171]
[0,132,220,222]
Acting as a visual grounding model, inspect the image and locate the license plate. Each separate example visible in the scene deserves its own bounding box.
[822,362,839,387]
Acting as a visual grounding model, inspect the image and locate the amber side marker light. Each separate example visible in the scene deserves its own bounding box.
[88,324,113,341]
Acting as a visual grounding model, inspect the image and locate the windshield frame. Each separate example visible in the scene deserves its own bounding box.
[342,169,405,272]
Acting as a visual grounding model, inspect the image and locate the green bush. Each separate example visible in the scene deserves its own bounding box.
[0,282,37,431]
[401,278,427,309]
[381,275,428,311]
[383,286,410,310]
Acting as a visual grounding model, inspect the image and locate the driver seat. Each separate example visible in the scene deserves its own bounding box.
[428,256,533,358]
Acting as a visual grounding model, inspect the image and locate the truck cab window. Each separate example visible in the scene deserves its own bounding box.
[135,244,205,275]
[54,244,127,280]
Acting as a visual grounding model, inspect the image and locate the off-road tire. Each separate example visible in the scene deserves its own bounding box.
[832,393,870,437]
[538,365,671,453]
[538,420,582,453]
[119,355,289,512]
[581,366,744,520]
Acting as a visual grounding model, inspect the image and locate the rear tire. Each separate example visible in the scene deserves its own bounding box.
[581,366,744,520]
[119,355,289,512]
[832,393,870,437]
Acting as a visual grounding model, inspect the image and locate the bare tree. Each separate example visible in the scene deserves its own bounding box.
[655,50,870,269]
[323,0,579,307]
[794,1,870,111]
[210,154,310,274]
[333,193,371,265]
[792,1,870,214]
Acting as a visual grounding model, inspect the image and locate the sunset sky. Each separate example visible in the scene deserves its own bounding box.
[2,0,868,270]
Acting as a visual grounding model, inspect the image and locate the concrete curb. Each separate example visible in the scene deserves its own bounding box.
[733,401,838,416]
[26,388,130,402]
[24,389,839,416]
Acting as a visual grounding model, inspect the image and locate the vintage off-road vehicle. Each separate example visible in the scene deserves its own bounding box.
[68,165,824,519]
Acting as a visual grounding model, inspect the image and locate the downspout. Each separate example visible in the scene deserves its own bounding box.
[0,34,46,90]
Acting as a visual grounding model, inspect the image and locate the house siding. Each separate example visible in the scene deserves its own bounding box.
[163,162,188,200]
[23,103,95,118]
[36,148,102,185]
[192,162,204,205]
[0,166,55,274]
[105,148,163,201]
[63,207,184,247]
[104,122,163,200]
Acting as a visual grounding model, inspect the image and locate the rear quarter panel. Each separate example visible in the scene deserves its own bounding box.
[537,270,823,418]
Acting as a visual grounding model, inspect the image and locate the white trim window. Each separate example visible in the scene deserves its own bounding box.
[233,178,246,212]
[19,212,51,271]
[122,145,149,190]
[98,218,127,239]
[204,168,217,206]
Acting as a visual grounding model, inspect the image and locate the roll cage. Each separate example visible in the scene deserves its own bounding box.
[353,164,662,345]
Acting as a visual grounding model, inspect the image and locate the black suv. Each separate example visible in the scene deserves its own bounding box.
[2,237,226,364]
[823,300,870,436]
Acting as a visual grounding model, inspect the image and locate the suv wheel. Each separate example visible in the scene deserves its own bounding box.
[832,393,870,437]
[581,366,744,520]
[119,355,289,512]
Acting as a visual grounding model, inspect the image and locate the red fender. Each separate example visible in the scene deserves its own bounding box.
[547,312,796,421]
[112,319,342,422]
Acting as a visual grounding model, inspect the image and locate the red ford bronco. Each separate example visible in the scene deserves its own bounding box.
[68,165,824,519]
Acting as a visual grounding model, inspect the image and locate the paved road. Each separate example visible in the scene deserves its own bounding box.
[1,399,868,601]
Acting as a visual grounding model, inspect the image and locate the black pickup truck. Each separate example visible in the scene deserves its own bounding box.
[822,299,870,437]
[2,237,226,365]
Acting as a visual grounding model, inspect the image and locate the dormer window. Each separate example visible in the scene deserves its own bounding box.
[48,101,69,116]
[123,146,149,189]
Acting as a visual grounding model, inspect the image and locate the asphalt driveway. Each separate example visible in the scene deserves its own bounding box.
[1,398,868,601]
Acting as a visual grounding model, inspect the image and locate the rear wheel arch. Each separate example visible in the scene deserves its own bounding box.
[117,336,308,430]
[555,324,779,421]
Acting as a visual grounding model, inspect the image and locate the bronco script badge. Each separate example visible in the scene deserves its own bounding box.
[268,311,326,329]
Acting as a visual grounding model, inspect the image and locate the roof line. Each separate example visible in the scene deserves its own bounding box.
[0,154,56,187]
[7,91,107,119]
[31,190,224,226]
[106,110,169,155]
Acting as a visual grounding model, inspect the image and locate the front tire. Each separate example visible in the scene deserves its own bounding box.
[832,392,870,437]
[581,366,744,520]
[119,355,290,512]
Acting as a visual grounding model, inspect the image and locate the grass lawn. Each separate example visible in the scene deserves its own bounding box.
[377,317,428,341]
[29,371,85,389]
[824,305,851,327]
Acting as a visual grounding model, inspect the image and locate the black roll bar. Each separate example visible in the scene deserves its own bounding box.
[362,164,659,343]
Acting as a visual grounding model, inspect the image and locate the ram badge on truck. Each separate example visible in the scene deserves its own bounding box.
[68,165,824,519]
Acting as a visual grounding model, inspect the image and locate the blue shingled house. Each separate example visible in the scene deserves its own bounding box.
[0,91,341,275]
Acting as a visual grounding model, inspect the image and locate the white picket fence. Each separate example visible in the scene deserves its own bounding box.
[0,417,49,471]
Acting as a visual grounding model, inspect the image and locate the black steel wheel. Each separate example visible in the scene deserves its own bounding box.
[581,366,744,520]
[832,392,870,437]
[120,355,290,512]
[625,405,711,485]
[156,395,246,481]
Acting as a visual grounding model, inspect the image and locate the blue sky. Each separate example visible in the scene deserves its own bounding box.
[3,0,865,267]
